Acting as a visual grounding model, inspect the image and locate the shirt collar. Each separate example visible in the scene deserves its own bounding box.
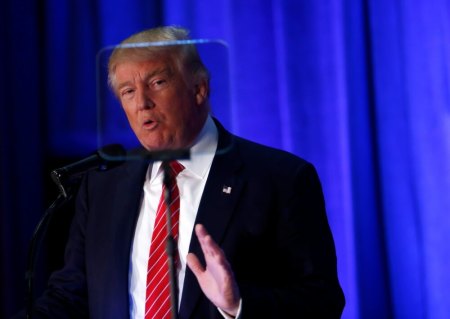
[149,116,218,182]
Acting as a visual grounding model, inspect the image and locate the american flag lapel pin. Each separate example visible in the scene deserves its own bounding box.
[222,186,232,194]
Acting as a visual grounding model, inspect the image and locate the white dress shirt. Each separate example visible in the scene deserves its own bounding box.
[129,116,218,318]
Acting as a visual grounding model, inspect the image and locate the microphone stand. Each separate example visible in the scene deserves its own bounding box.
[25,178,78,319]
[161,161,180,319]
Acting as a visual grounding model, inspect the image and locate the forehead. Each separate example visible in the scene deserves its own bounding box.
[114,55,178,88]
[115,49,189,79]
[115,58,171,76]
[117,49,171,67]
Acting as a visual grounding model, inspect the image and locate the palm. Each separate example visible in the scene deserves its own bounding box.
[186,224,240,316]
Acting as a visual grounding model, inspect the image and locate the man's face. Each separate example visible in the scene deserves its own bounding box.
[113,54,208,150]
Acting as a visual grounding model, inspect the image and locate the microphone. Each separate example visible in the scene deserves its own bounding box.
[51,144,126,197]
[25,144,124,317]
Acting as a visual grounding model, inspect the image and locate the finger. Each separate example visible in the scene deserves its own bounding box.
[186,252,205,277]
[195,224,221,257]
[195,224,208,238]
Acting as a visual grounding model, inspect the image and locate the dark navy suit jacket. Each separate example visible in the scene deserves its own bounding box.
[33,121,345,318]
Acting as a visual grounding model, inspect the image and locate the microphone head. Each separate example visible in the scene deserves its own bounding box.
[53,144,127,177]
[51,144,127,197]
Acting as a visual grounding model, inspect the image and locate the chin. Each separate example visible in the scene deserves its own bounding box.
[140,141,174,151]
[139,136,185,151]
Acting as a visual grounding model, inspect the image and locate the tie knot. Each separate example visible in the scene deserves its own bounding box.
[168,160,184,178]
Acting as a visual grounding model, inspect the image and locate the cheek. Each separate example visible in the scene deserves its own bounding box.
[122,104,136,120]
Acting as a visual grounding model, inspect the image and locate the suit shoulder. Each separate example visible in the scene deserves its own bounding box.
[232,136,313,172]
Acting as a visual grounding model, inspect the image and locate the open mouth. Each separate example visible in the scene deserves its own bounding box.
[143,119,157,130]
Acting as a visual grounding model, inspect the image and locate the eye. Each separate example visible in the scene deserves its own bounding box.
[120,88,135,99]
[120,88,134,96]
[150,78,168,90]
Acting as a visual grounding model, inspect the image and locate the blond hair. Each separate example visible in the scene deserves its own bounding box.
[108,26,209,91]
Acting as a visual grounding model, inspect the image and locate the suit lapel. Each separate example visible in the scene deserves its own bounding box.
[101,157,149,318]
[179,125,245,319]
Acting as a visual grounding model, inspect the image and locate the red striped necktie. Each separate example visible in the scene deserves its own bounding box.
[145,161,184,319]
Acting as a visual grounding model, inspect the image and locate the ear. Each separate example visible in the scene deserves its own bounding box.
[194,77,209,105]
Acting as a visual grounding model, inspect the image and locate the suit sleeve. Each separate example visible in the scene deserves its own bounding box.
[238,162,345,318]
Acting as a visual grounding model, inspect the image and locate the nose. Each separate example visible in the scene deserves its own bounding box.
[136,87,154,111]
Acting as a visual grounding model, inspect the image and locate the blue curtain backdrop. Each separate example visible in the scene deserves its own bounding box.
[1,0,449,318]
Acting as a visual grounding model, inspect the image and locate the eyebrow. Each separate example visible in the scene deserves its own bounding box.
[116,67,173,92]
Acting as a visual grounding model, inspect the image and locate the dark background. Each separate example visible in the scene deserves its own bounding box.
[1,1,449,318]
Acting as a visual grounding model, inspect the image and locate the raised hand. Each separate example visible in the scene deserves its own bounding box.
[186,224,241,317]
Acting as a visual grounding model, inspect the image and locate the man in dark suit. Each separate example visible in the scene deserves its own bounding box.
[31,26,344,318]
